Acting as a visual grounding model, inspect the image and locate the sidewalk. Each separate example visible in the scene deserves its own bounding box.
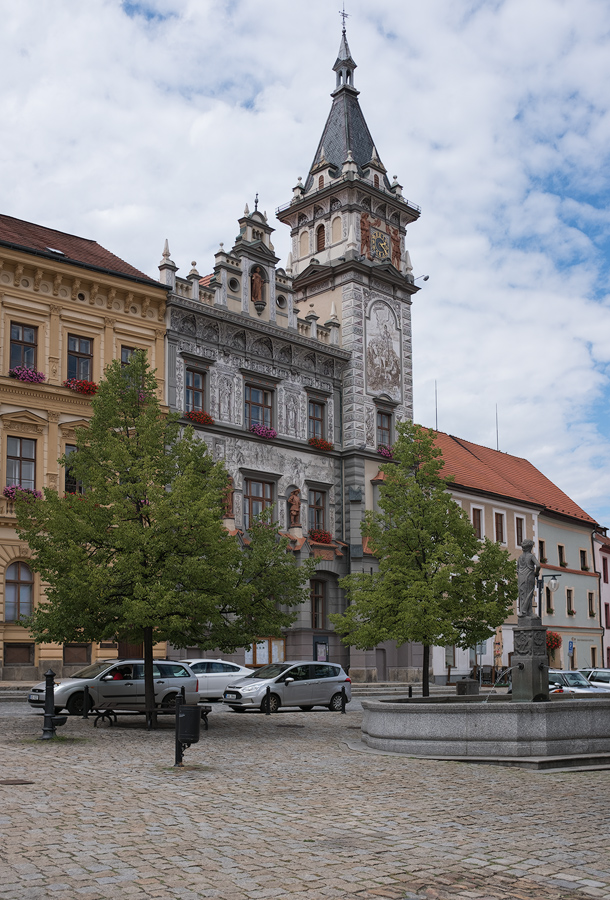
[0,703,608,900]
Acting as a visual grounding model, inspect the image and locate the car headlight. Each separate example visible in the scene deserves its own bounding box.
[241,684,263,693]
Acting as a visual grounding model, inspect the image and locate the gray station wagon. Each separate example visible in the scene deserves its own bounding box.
[222,661,351,713]
[27,659,199,714]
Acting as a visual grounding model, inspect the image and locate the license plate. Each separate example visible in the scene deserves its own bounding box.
[28,694,41,702]
[225,693,237,700]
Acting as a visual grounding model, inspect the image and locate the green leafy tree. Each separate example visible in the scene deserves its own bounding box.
[331,422,517,695]
[15,353,313,718]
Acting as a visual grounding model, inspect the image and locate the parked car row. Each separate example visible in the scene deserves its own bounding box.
[549,669,610,694]
[27,658,352,714]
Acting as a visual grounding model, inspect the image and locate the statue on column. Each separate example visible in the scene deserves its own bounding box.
[517,539,540,618]
[390,227,401,269]
[360,213,371,259]
[288,489,301,527]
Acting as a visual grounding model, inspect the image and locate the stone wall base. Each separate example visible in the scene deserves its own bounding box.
[349,666,424,683]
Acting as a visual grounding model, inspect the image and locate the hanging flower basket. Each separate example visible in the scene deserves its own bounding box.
[249,424,277,440]
[309,529,332,544]
[308,437,334,452]
[63,378,98,395]
[546,631,562,652]
[3,485,42,501]
[8,366,46,384]
[184,410,215,426]
[377,444,394,459]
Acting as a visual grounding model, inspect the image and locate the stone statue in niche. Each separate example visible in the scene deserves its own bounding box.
[366,302,401,401]
[288,489,301,526]
[251,267,265,314]
[286,394,298,436]
[223,476,234,517]
[360,213,371,259]
[390,227,401,269]
[219,376,233,421]
[517,539,540,618]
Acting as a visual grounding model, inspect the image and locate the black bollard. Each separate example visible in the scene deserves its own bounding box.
[82,685,90,720]
[40,669,57,740]
[174,694,184,767]
[265,685,271,715]
[408,685,413,698]
[341,685,346,714]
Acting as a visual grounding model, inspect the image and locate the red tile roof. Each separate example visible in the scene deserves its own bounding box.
[199,274,214,287]
[375,430,597,526]
[0,213,162,287]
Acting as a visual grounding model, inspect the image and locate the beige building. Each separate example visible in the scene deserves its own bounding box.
[0,214,167,679]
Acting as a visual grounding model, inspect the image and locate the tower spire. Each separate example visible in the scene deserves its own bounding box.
[333,14,356,92]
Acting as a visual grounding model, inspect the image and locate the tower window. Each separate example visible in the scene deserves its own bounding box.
[316,225,325,252]
[376,411,391,447]
[374,174,380,189]
[318,175,324,189]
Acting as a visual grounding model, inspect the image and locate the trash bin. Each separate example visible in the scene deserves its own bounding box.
[456,678,480,696]
[176,705,201,744]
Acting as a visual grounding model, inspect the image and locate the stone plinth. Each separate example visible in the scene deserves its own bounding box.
[511,616,548,702]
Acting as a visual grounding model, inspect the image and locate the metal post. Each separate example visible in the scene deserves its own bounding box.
[265,685,271,716]
[538,577,544,626]
[82,685,90,720]
[408,685,413,699]
[180,685,186,703]
[174,694,184,767]
[340,685,346,714]
[40,669,57,740]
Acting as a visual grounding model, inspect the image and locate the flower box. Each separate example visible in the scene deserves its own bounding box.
[8,366,46,384]
[567,609,576,616]
[377,444,394,459]
[559,561,568,568]
[63,378,98,395]
[308,529,332,544]
[3,485,42,501]
[249,424,277,440]
[184,410,215,426]
[546,631,562,652]
[308,437,334,452]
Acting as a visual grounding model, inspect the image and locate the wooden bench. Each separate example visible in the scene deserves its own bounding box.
[90,703,211,731]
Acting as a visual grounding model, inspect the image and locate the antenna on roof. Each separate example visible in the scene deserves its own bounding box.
[435,380,438,432]
[496,404,499,451]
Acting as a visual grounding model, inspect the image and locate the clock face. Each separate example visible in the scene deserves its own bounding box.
[371,228,390,260]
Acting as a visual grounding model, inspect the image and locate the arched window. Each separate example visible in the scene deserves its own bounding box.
[318,175,324,189]
[331,216,342,244]
[316,225,325,252]
[5,562,33,622]
[299,231,309,257]
[374,174,380,189]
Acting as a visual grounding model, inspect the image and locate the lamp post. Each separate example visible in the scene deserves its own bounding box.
[537,573,561,625]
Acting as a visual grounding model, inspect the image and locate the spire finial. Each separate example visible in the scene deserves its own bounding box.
[254,193,259,212]
[339,2,349,32]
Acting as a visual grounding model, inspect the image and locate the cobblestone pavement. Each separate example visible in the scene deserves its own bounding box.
[1,701,609,900]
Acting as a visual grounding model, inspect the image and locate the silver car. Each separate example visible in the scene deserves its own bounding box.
[182,658,254,700]
[222,661,352,713]
[548,670,610,694]
[27,659,199,714]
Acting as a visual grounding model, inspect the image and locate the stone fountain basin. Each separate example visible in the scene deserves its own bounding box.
[360,695,610,758]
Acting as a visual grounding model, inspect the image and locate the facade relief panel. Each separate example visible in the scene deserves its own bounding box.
[365,300,402,403]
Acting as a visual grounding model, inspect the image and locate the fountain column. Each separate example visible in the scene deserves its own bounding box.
[511,615,549,701]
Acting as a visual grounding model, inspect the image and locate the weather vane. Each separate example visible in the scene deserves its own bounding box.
[254,192,259,212]
[339,2,349,32]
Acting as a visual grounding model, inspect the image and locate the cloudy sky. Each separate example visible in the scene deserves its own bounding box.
[3,0,610,524]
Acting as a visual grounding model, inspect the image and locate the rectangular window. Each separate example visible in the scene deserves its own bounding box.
[10,322,37,370]
[591,647,597,669]
[186,369,204,412]
[472,508,483,540]
[67,335,93,381]
[5,562,33,622]
[545,586,554,614]
[244,479,273,529]
[376,411,392,447]
[308,400,325,440]
[603,557,608,584]
[6,436,36,489]
[558,545,566,566]
[588,592,596,617]
[245,386,273,429]
[567,588,574,614]
[311,580,325,630]
[121,346,136,367]
[494,512,505,544]
[3,643,34,665]
[64,444,83,495]
[515,516,524,547]
[580,549,588,570]
[539,539,546,562]
[308,489,326,531]
[63,644,91,665]
[606,604,610,629]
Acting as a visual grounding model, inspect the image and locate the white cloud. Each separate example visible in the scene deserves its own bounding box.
[3,0,610,522]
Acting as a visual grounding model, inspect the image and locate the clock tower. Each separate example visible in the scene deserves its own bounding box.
[276,24,421,559]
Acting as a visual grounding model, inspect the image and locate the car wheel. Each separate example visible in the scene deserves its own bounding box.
[161,693,178,709]
[66,692,92,715]
[328,692,344,712]
[54,707,63,715]
[260,693,280,713]
[299,706,314,711]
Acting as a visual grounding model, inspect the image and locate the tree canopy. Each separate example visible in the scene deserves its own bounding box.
[330,421,517,694]
[15,353,313,714]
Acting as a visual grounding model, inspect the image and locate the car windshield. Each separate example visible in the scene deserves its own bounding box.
[245,664,291,679]
[71,662,113,679]
[563,673,590,687]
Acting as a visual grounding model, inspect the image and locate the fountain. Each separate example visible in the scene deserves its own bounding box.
[358,543,610,769]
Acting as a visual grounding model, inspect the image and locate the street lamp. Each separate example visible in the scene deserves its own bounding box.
[537,573,561,625]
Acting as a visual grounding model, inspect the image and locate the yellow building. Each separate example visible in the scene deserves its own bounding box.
[0,214,167,680]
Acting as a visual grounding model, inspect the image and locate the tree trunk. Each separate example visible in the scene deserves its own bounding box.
[143,626,157,728]
[422,643,430,697]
